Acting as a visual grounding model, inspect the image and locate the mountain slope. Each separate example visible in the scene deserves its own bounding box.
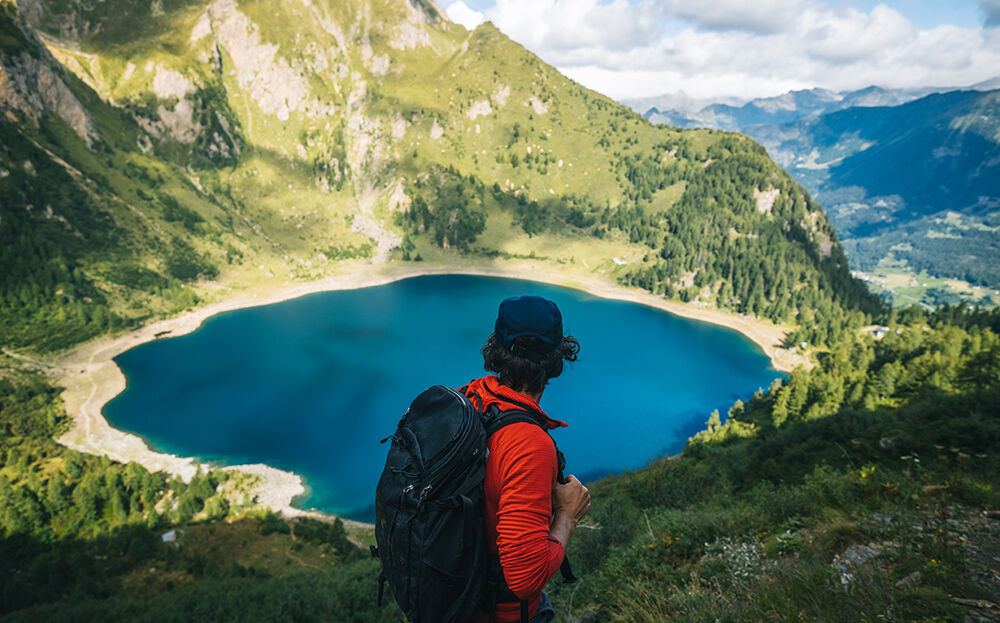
[1,0,878,354]
[1,1,231,350]
[746,90,1000,303]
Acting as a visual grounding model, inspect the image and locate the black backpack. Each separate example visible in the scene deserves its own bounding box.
[372,385,575,623]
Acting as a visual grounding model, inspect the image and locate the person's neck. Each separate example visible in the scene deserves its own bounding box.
[496,377,544,403]
[521,387,544,403]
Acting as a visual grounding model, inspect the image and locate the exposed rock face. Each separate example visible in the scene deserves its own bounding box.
[0,52,95,147]
[389,4,432,50]
[466,99,491,120]
[346,106,384,179]
[387,178,410,212]
[492,84,509,107]
[407,0,446,23]
[527,96,548,114]
[390,115,407,140]
[190,10,213,42]
[204,0,333,121]
[47,50,102,99]
[832,542,887,585]
[152,65,195,100]
[429,119,444,139]
[142,65,206,144]
[361,36,390,77]
[754,187,780,214]
[14,0,45,29]
[156,101,202,144]
[344,77,401,261]
[17,0,87,40]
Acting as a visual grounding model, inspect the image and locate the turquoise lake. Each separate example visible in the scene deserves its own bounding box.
[104,274,779,520]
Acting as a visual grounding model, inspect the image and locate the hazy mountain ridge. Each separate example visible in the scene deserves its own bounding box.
[749,90,1000,219]
[627,78,1000,130]
[634,86,929,131]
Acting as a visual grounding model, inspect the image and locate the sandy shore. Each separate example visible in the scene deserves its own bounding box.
[45,259,808,523]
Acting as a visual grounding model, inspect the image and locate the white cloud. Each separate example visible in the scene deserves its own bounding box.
[801,5,914,62]
[476,0,1000,100]
[667,0,805,34]
[485,0,663,54]
[446,1,486,30]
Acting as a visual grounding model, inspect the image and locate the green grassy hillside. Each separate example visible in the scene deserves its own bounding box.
[2,0,878,357]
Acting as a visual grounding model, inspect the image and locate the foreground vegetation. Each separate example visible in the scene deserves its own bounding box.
[0,372,398,621]
[555,305,1000,622]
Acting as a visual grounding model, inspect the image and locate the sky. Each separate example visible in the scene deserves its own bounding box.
[443,0,1000,102]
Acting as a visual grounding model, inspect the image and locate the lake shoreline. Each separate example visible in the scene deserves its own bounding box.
[48,260,807,524]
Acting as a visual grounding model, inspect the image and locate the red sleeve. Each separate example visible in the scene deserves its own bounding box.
[492,423,566,599]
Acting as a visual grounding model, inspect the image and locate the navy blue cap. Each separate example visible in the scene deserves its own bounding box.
[495,296,563,358]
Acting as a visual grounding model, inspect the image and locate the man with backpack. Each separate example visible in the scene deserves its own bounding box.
[461,295,590,623]
[373,295,590,623]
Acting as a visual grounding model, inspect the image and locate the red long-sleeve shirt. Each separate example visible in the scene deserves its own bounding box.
[463,376,567,623]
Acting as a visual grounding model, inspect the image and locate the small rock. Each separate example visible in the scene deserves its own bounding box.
[894,570,922,589]
[832,543,885,585]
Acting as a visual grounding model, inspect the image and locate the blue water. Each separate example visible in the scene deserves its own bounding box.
[104,275,779,520]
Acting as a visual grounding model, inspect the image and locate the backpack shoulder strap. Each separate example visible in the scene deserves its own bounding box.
[482,405,545,437]
[481,404,568,484]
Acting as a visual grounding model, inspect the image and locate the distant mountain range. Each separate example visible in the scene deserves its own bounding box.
[624,77,1000,130]
[628,82,1000,306]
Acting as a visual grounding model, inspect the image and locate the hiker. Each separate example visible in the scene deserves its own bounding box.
[461,295,591,623]
[373,295,589,623]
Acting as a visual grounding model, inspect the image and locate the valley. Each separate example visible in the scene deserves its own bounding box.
[0,0,997,621]
[633,85,1000,308]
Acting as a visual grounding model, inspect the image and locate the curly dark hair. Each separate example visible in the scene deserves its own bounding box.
[481,333,580,394]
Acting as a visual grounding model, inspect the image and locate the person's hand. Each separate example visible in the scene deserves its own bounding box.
[553,474,590,523]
